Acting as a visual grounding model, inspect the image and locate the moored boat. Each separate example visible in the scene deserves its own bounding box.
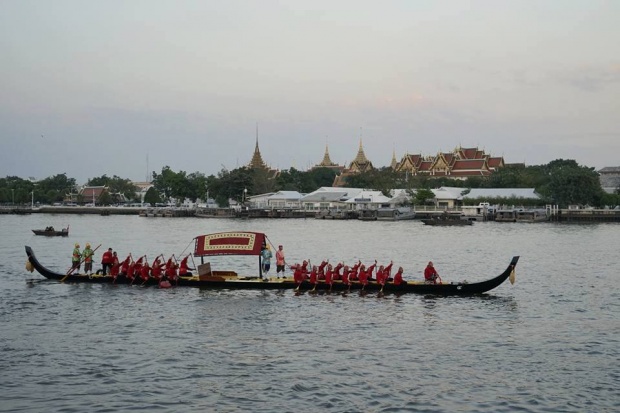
[25,231,519,295]
[421,217,472,226]
[32,226,69,236]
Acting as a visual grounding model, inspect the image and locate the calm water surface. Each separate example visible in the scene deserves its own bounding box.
[1,214,618,412]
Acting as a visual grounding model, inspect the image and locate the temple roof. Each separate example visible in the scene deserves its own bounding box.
[352,139,370,165]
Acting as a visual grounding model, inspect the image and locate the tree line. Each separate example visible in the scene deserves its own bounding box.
[1,159,618,208]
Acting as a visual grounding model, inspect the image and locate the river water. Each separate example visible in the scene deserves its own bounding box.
[1,214,618,412]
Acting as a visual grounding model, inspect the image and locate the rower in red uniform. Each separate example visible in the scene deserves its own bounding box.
[333,262,343,281]
[150,256,164,280]
[325,264,334,289]
[424,261,440,284]
[317,260,328,280]
[120,255,131,277]
[349,260,361,281]
[341,265,350,286]
[165,257,178,283]
[133,256,144,280]
[140,260,151,283]
[178,255,194,276]
[309,265,318,287]
[393,266,405,286]
[110,252,120,279]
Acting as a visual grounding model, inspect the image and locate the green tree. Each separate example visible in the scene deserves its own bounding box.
[144,187,162,206]
[414,188,435,206]
[545,159,603,207]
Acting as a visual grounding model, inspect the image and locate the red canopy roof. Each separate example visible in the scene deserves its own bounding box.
[194,232,266,256]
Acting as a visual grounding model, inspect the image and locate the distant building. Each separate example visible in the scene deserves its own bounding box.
[395,146,505,179]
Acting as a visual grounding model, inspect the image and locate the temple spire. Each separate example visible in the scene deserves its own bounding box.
[319,143,336,167]
[353,137,369,164]
[248,123,267,169]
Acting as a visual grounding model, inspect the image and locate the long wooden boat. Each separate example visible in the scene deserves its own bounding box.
[32,226,69,236]
[24,232,519,295]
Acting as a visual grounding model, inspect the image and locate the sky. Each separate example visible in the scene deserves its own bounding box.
[1,0,618,184]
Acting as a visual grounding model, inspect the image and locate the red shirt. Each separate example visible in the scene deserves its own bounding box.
[309,268,318,284]
[102,250,113,264]
[110,256,120,276]
[424,265,438,281]
[394,270,404,285]
[325,269,333,285]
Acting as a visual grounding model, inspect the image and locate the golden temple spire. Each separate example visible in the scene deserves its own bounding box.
[319,143,336,167]
[248,123,267,169]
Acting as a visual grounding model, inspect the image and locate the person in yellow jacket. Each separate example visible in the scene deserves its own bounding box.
[82,243,95,275]
[72,243,81,271]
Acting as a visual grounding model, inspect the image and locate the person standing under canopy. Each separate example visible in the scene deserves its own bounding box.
[261,245,272,278]
[424,261,440,284]
[275,245,286,278]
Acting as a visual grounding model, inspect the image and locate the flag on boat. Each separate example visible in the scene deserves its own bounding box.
[194,232,266,256]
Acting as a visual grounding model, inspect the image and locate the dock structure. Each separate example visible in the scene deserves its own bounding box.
[550,208,620,222]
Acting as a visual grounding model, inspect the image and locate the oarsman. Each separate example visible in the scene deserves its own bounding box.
[71,243,81,271]
[101,248,113,275]
[349,260,361,281]
[376,261,393,285]
[164,257,178,282]
[317,260,328,280]
[126,259,136,281]
[140,260,151,283]
[424,261,440,284]
[393,267,405,286]
[178,255,195,277]
[341,266,350,286]
[309,265,318,287]
[333,262,344,281]
[82,243,94,275]
[110,252,120,278]
[120,255,132,277]
[325,264,334,288]
[150,256,164,280]
[133,256,144,280]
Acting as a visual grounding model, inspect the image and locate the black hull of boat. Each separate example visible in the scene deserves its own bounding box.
[25,246,518,296]
[32,230,69,236]
[421,219,472,226]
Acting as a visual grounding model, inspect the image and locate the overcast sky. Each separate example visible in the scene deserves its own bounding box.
[1,0,618,183]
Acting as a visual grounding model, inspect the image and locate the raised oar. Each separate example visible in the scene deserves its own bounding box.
[61,244,101,282]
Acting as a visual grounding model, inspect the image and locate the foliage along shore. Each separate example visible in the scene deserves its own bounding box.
[1,159,618,209]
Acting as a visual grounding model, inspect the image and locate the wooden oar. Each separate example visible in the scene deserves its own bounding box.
[61,244,101,282]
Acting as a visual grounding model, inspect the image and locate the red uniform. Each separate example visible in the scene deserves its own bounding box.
[110,255,120,277]
[151,258,163,279]
[120,256,131,276]
[325,266,333,286]
[394,268,404,285]
[333,263,343,280]
[140,262,151,282]
[309,266,318,285]
[424,264,439,283]
[179,256,193,276]
[318,261,328,280]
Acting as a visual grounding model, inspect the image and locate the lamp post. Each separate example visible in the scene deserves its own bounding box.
[11,189,14,205]
[31,191,34,209]
[243,188,247,205]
